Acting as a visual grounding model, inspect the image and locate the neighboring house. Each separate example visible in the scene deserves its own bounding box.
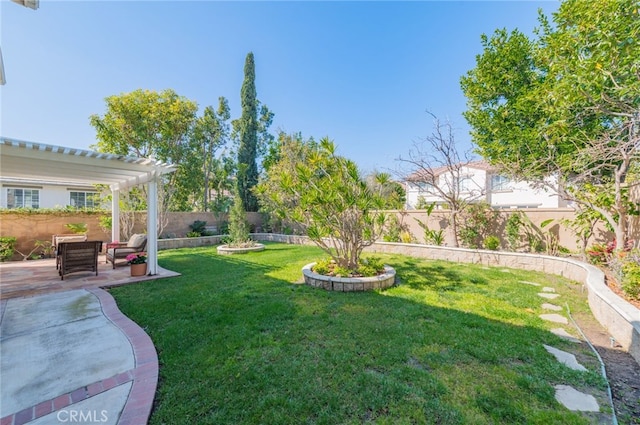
[404,161,568,210]
[0,178,100,209]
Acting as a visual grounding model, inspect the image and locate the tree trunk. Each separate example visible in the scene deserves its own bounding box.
[450,210,460,248]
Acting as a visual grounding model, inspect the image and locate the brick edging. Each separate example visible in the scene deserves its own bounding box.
[88,288,158,425]
[1,371,135,425]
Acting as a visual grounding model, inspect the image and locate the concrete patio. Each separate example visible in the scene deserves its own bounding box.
[0,255,180,424]
[0,255,180,300]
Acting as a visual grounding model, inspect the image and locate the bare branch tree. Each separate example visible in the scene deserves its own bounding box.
[396,113,484,247]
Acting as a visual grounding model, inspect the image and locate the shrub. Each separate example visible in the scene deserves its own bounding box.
[610,249,640,300]
[400,230,416,244]
[35,240,55,258]
[186,231,201,238]
[459,202,497,249]
[0,237,16,261]
[414,204,445,246]
[312,258,331,275]
[98,216,112,233]
[312,256,384,278]
[483,236,500,251]
[505,212,523,251]
[382,215,404,242]
[621,257,640,300]
[586,241,615,265]
[358,256,385,277]
[189,220,208,236]
[65,223,87,234]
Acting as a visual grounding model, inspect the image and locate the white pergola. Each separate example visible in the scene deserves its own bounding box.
[0,137,176,275]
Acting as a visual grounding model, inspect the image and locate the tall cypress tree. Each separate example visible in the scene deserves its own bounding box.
[237,52,259,212]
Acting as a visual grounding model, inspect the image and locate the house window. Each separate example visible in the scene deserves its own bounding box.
[416,182,435,192]
[70,192,99,208]
[458,177,474,193]
[7,188,39,208]
[491,175,511,191]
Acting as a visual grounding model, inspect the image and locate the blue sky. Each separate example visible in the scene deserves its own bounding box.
[1,1,559,174]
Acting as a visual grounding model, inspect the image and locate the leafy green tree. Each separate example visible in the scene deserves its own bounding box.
[193,97,231,211]
[365,172,405,210]
[254,132,316,232]
[256,137,387,270]
[89,89,199,212]
[208,155,235,213]
[461,0,640,247]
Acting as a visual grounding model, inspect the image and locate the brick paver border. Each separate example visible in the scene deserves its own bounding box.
[88,288,158,425]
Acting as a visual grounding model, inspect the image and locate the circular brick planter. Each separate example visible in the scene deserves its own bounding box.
[302,263,396,291]
[217,243,265,255]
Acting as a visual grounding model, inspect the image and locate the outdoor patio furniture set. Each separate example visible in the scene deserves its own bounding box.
[53,234,147,280]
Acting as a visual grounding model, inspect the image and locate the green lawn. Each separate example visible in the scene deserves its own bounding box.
[110,243,607,424]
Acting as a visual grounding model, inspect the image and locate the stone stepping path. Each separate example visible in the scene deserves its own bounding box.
[540,313,569,324]
[541,303,562,311]
[543,345,587,371]
[532,286,601,414]
[551,328,581,343]
[554,385,600,412]
[519,280,541,286]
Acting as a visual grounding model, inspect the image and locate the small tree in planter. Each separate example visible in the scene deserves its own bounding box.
[227,185,252,247]
[257,137,387,272]
[217,182,263,254]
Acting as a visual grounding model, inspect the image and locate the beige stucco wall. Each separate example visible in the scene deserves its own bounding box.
[389,208,615,252]
[0,212,110,260]
[0,211,264,260]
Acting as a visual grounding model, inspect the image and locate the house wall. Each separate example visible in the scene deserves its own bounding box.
[405,165,489,209]
[405,165,564,210]
[0,181,97,209]
[489,180,563,209]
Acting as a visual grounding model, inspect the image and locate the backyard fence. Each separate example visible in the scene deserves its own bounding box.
[2,208,638,261]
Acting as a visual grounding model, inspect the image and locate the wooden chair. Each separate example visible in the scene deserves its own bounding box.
[57,241,103,280]
[105,234,147,268]
[53,234,88,270]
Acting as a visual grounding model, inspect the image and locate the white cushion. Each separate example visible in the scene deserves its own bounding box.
[107,247,137,258]
[127,234,146,248]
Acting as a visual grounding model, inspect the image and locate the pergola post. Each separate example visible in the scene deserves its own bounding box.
[111,187,120,242]
[147,175,158,275]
